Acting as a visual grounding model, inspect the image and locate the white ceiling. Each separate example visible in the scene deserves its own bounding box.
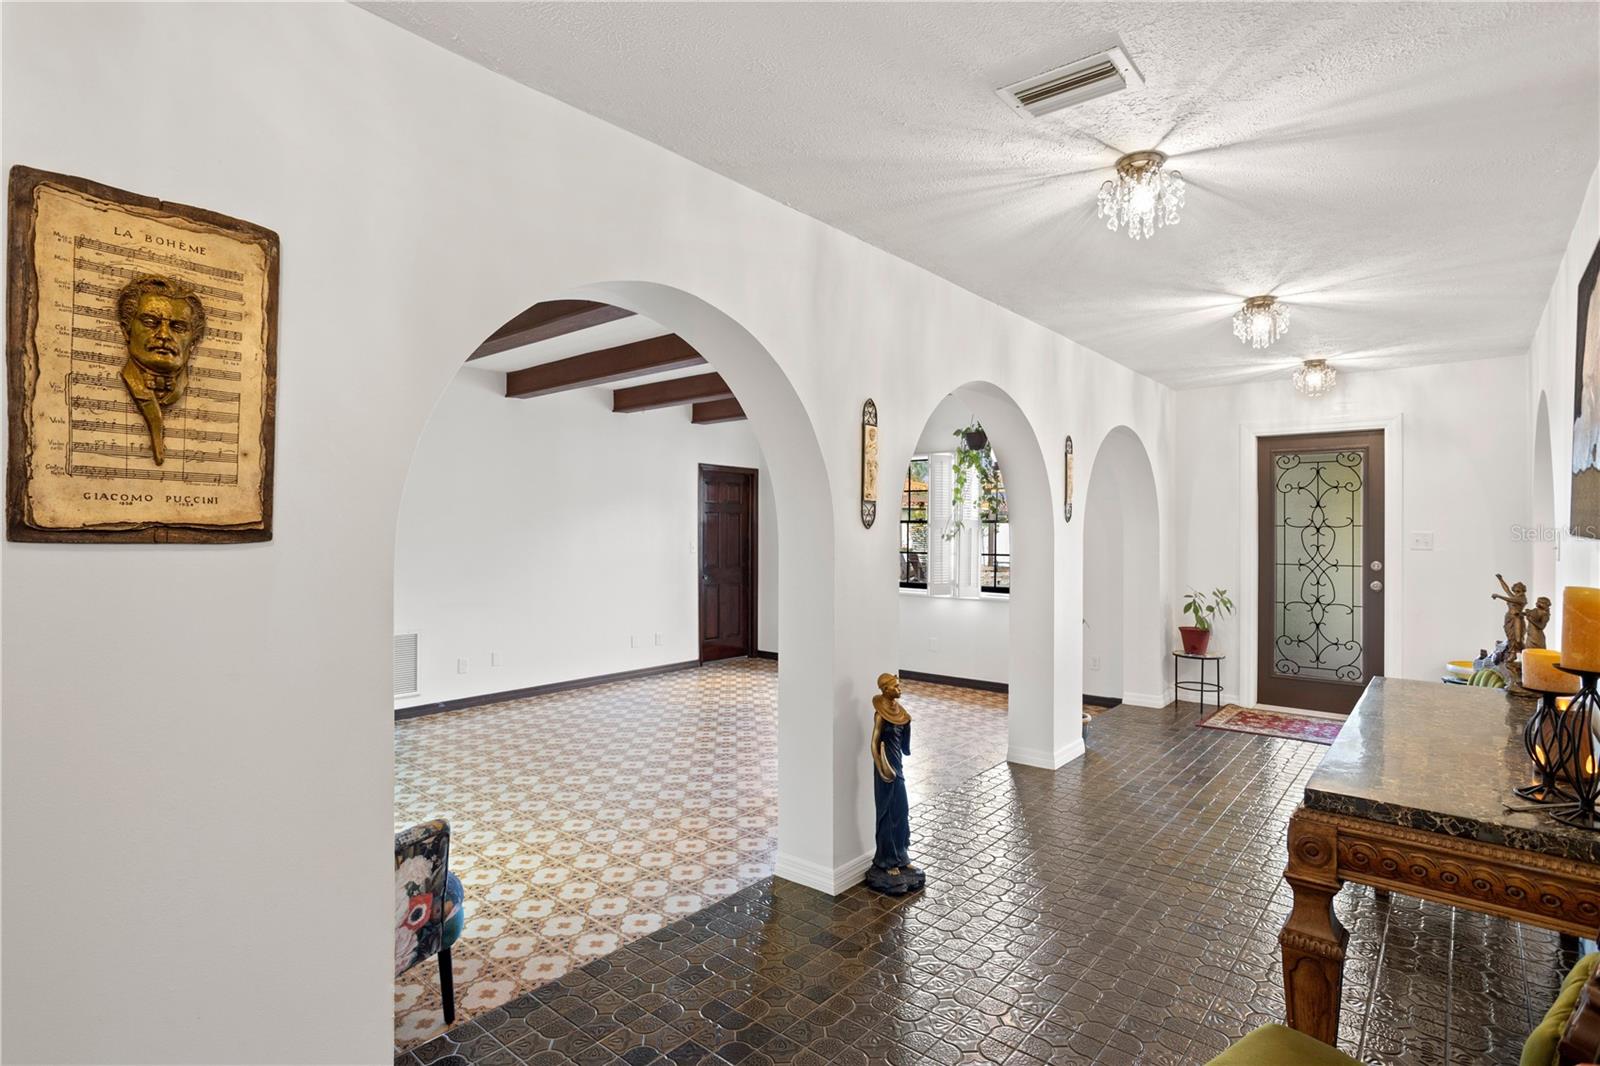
[368,2,1600,389]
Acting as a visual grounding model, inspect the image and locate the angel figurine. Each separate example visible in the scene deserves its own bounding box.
[1492,575,1529,660]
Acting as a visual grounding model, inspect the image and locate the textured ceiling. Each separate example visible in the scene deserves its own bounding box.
[366,2,1600,388]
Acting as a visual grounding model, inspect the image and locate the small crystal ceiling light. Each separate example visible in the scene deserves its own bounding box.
[1293,358,1337,398]
[1097,151,1184,240]
[1233,295,1288,349]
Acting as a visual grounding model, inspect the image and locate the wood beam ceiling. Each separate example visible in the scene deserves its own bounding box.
[691,398,746,424]
[612,372,732,413]
[469,300,635,361]
[504,335,705,399]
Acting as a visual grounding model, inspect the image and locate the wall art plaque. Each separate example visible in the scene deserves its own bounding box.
[861,398,878,528]
[7,166,278,542]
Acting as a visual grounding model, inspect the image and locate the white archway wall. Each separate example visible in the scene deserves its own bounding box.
[1526,167,1600,645]
[1,6,1175,1064]
[1081,427,1164,707]
[1532,393,1558,604]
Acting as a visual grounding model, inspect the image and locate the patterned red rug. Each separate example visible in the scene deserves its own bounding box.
[1198,703,1345,745]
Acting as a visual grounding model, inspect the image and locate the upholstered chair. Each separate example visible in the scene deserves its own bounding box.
[395,819,466,1024]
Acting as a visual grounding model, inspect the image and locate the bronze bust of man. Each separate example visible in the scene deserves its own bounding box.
[116,274,207,465]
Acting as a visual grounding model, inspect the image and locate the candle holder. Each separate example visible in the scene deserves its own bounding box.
[1514,689,1576,803]
[1550,665,1600,831]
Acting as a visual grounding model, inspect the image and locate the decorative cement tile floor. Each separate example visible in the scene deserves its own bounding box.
[398,693,1569,1066]
[394,658,1008,1048]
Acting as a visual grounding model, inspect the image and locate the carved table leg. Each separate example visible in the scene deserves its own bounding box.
[1280,809,1348,1047]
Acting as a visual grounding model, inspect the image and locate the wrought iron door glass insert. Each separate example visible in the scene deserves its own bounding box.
[1272,448,1366,684]
[900,458,928,587]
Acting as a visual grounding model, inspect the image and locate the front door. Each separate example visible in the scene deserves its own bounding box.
[698,465,757,662]
[1257,431,1385,713]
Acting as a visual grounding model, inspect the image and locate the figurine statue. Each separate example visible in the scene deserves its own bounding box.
[1525,596,1553,650]
[866,673,924,896]
[1492,575,1529,660]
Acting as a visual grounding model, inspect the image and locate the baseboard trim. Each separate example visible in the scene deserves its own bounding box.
[752,649,779,661]
[1007,736,1086,770]
[1083,693,1121,708]
[395,659,701,720]
[899,669,1008,694]
[1124,687,1174,709]
[773,849,875,896]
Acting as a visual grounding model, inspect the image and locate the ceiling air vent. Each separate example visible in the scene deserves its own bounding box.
[997,48,1143,118]
[394,633,419,699]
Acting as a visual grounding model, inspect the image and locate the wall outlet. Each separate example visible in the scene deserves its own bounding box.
[654,633,664,646]
[927,637,938,652]
[1408,531,1435,551]
[490,651,502,667]
[1089,655,1101,671]
[456,658,469,675]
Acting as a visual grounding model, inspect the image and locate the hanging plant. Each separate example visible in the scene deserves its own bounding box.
[947,421,1004,541]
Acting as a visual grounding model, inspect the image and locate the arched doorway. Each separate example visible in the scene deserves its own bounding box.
[1082,426,1164,708]
[888,382,1074,771]
[391,282,836,1043]
[1534,392,1557,606]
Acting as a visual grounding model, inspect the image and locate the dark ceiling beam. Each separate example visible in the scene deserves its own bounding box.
[504,335,705,399]
[691,398,746,425]
[469,300,635,361]
[612,372,732,413]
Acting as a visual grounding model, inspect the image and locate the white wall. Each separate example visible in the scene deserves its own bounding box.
[1175,355,1533,703]
[897,392,1010,685]
[1082,469,1124,698]
[394,369,777,709]
[1528,168,1600,626]
[0,5,1174,1062]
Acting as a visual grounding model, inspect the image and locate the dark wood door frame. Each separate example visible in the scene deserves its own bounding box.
[697,464,758,663]
[1256,430,1385,713]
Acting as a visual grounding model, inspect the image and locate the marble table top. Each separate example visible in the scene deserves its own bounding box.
[1304,677,1600,865]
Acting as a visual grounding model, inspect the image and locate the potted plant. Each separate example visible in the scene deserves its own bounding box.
[1180,588,1234,655]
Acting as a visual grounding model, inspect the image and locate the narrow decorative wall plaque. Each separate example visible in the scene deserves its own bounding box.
[1063,435,1075,522]
[861,398,879,528]
[7,166,278,542]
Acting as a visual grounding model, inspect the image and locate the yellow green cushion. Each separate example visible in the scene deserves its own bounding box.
[1204,1024,1360,1066]
[1521,953,1600,1066]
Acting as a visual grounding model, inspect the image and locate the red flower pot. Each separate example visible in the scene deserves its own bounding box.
[1179,626,1211,656]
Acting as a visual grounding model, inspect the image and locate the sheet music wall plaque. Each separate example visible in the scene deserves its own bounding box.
[7,167,278,542]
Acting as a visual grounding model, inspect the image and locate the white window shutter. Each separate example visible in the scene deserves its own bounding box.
[927,453,955,595]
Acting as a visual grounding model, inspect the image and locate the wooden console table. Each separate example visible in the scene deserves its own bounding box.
[1280,678,1600,1047]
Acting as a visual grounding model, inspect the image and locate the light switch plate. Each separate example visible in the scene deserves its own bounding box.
[1408,531,1435,551]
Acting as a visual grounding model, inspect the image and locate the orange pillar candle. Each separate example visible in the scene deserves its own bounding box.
[1561,587,1600,672]
[1523,649,1581,693]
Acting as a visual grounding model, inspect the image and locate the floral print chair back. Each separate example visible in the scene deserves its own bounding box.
[395,818,465,1024]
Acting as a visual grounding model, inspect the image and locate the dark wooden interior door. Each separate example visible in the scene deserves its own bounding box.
[1257,430,1385,713]
[699,465,757,662]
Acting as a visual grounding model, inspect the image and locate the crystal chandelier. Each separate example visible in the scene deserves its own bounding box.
[1232,295,1288,349]
[1097,151,1184,240]
[1293,358,1337,398]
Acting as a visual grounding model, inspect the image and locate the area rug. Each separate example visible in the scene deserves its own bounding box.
[1198,703,1345,745]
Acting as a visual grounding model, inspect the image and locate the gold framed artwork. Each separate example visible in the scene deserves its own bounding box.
[6,166,279,542]
[1063,435,1075,522]
[861,398,878,528]
[1572,238,1600,539]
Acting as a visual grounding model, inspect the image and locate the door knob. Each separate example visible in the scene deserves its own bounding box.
[1370,560,1383,571]
[1370,580,1384,592]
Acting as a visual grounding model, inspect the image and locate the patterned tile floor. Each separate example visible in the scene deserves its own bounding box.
[398,691,1573,1066]
[395,659,1008,1047]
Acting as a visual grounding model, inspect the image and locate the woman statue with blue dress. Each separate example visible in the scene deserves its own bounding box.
[866,672,925,895]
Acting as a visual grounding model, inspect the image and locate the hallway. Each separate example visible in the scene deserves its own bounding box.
[399,698,1562,1065]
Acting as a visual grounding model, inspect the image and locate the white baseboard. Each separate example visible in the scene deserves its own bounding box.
[1007,736,1086,770]
[773,849,874,896]
[1123,687,1173,708]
